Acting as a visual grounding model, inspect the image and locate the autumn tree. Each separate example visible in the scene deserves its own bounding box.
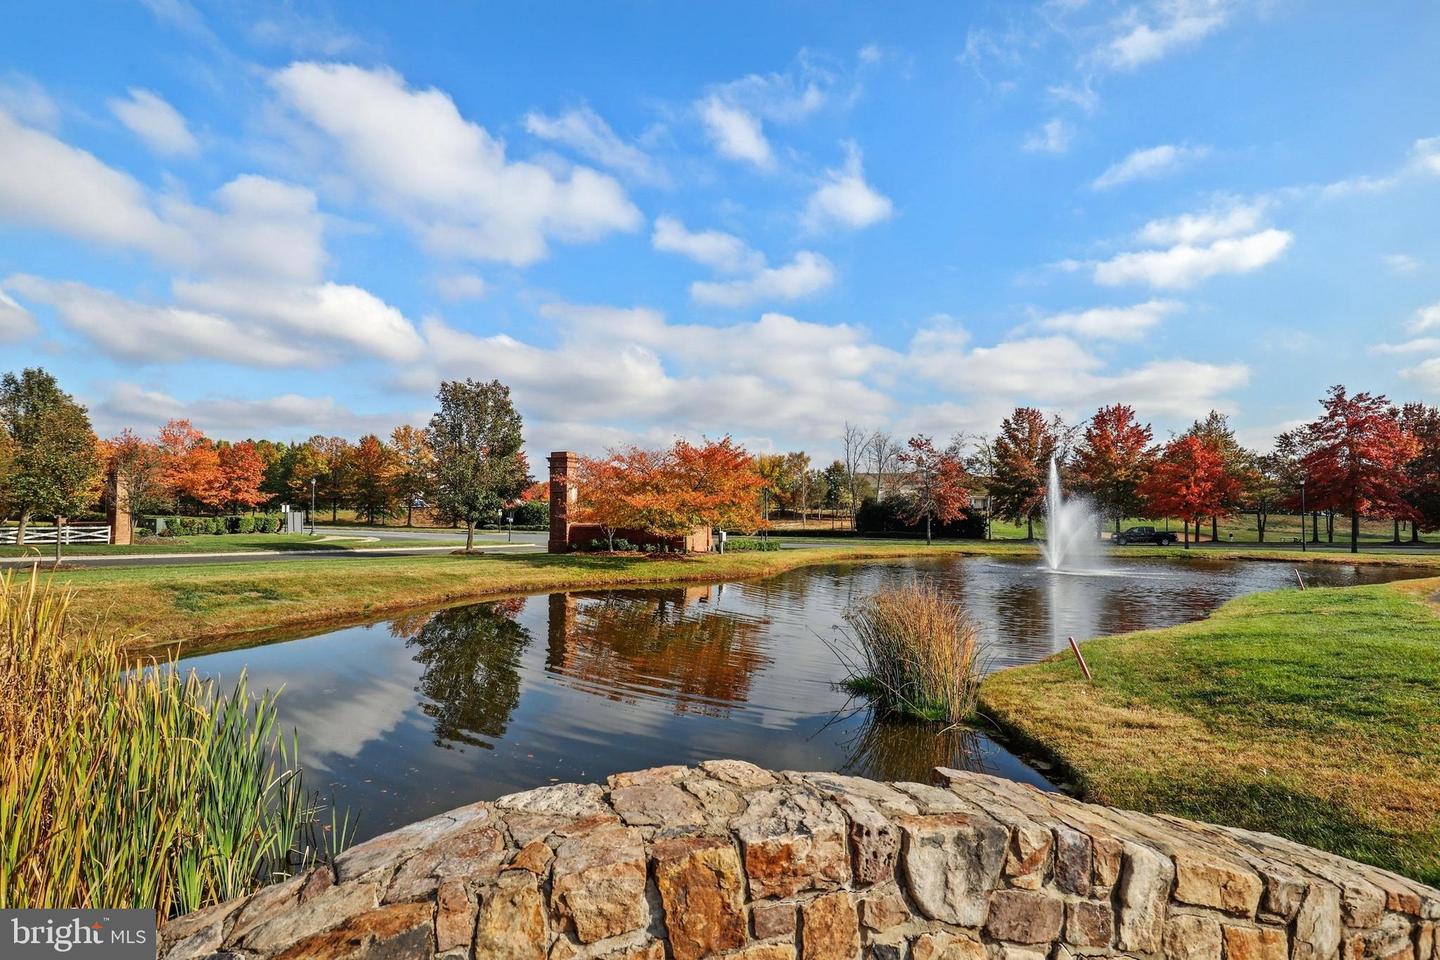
[1242,450,1289,544]
[1298,385,1417,554]
[897,435,969,545]
[0,368,101,541]
[107,429,168,527]
[311,436,355,523]
[286,439,329,514]
[1070,404,1154,533]
[216,441,268,513]
[158,420,223,512]
[575,451,644,550]
[670,437,766,534]
[1140,435,1240,549]
[990,407,1067,540]
[1400,403,1440,542]
[428,379,528,551]
[1184,411,1250,542]
[390,424,435,527]
[351,434,401,524]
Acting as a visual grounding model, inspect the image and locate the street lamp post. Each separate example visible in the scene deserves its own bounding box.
[1299,479,1307,553]
[310,477,317,536]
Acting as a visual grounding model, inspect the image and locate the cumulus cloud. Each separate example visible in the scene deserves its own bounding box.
[1093,229,1291,289]
[695,65,829,171]
[1092,144,1208,190]
[93,382,408,440]
[524,105,665,185]
[6,274,423,366]
[1137,203,1265,245]
[699,97,773,170]
[1023,119,1072,155]
[1038,300,1182,341]
[690,251,835,307]
[1096,0,1235,71]
[269,62,641,265]
[802,142,893,231]
[0,108,326,282]
[0,287,36,342]
[907,319,1248,421]
[108,88,199,157]
[652,216,764,274]
[0,73,60,129]
[1413,136,1440,175]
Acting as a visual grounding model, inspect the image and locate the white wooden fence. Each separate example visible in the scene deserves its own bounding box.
[0,525,112,545]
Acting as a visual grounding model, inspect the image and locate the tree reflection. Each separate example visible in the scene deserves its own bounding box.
[545,588,771,717]
[839,714,1002,783]
[396,599,532,750]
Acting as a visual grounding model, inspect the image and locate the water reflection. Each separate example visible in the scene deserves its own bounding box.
[174,556,1430,839]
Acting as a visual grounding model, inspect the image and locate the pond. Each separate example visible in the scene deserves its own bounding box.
[177,555,1429,841]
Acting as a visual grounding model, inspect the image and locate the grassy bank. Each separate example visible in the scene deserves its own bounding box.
[979,578,1440,885]
[38,544,1038,650]
[0,532,469,557]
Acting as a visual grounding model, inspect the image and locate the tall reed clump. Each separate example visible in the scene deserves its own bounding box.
[836,581,984,724]
[0,570,352,918]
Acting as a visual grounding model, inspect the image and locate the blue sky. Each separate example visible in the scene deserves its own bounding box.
[1,1,1438,460]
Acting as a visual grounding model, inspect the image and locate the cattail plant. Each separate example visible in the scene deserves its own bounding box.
[0,570,352,918]
[834,581,985,724]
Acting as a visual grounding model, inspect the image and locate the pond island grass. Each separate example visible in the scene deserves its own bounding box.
[836,582,984,724]
[0,571,350,917]
[979,577,1440,885]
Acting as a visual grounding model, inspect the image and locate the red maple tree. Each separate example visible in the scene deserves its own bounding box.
[1299,385,1417,553]
[1140,435,1239,549]
[157,419,224,511]
[1071,404,1154,533]
[216,441,268,512]
[897,435,969,544]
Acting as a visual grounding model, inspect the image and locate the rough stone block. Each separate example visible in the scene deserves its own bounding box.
[897,813,1007,927]
[800,890,860,960]
[434,879,474,954]
[270,901,432,960]
[700,759,777,788]
[837,794,899,886]
[858,890,909,932]
[1004,823,1052,890]
[1054,826,1093,897]
[550,824,649,943]
[1173,850,1264,917]
[736,789,851,899]
[1220,923,1288,960]
[1116,841,1175,954]
[610,782,705,828]
[984,888,1065,944]
[752,900,798,940]
[1066,899,1114,948]
[475,870,548,960]
[910,931,986,960]
[1163,914,1223,960]
[652,836,747,960]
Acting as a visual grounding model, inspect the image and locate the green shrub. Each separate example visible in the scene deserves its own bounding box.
[726,536,779,552]
[236,516,256,534]
[511,500,549,527]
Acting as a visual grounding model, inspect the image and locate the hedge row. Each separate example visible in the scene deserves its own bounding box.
[152,515,286,536]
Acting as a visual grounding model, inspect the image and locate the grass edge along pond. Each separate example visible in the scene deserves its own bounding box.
[979,576,1440,886]
[0,572,350,916]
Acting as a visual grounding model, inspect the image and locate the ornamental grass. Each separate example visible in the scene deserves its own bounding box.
[0,570,350,917]
[836,581,984,724]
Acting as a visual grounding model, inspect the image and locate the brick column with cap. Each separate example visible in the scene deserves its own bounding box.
[106,466,133,545]
[548,451,578,553]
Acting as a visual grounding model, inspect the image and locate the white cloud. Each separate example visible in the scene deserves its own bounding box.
[690,251,835,307]
[6,274,423,366]
[1409,300,1440,334]
[0,287,36,342]
[1413,136,1440,176]
[1023,119,1072,154]
[699,97,773,170]
[0,73,60,129]
[652,216,763,274]
[269,62,641,265]
[1136,202,1265,245]
[108,88,199,157]
[1092,144,1208,190]
[1092,229,1292,289]
[1096,0,1234,70]
[1048,81,1099,114]
[858,44,885,64]
[907,321,1248,421]
[523,105,665,185]
[1038,300,1182,340]
[433,273,488,301]
[802,142,894,231]
[93,382,407,440]
[1384,253,1421,275]
[0,109,326,283]
[695,65,830,171]
[1401,358,1440,393]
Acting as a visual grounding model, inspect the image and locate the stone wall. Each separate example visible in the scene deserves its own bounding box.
[159,763,1440,960]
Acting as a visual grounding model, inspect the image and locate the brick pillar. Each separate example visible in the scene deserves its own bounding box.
[548,451,578,553]
[106,467,133,545]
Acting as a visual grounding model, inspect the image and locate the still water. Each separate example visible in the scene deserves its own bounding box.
[178,555,1427,840]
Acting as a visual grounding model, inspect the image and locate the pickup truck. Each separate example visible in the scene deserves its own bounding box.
[1112,525,1178,546]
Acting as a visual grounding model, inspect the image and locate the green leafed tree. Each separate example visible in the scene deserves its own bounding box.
[428,379,528,551]
[0,368,101,543]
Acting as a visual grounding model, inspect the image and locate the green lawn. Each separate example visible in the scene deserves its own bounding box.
[980,578,1440,885]
[0,532,470,557]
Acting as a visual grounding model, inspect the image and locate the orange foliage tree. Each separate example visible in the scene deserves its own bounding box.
[897,435,969,545]
[1298,385,1418,554]
[1140,435,1240,549]
[1071,404,1154,533]
[157,419,223,511]
[576,437,765,550]
[351,433,400,524]
[216,441,268,513]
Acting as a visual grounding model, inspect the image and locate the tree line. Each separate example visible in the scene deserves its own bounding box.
[809,385,1430,553]
[0,369,533,550]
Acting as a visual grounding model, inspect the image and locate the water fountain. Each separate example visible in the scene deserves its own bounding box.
[1041,458,1104,573]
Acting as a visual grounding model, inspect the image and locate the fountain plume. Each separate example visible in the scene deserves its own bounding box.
[1042,458,1104,572]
